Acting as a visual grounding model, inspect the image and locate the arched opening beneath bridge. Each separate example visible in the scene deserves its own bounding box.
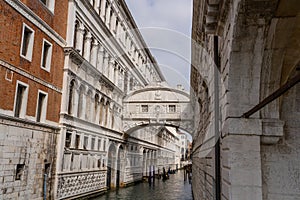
[106,143,116,189]
[142,149,147,177]
[116,145,125,187]
[124,123,193,137]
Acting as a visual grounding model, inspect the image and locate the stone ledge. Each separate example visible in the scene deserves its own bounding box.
[261,118,284,145]
[222,117,284,144]
[222,117,262,136]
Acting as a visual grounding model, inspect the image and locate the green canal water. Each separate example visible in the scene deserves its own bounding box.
[91,170,193,200]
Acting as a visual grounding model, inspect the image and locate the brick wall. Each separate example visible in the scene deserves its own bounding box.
[0,0,66,122]
[19,0,68,39]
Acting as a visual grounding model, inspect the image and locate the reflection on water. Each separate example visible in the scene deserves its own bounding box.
[91,170,193,200]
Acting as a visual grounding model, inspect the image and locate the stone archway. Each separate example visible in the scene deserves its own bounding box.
[261,66,300,199]
[106,143,116,189]
[116,145,125,187]
[142,149,147,177]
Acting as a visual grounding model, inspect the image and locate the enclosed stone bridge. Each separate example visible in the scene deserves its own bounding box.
[123,82,193,135]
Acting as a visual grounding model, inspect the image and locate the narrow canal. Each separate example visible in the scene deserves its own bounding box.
[91,170,193,200]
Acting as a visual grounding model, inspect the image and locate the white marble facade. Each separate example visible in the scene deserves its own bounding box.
[54,0,188,199]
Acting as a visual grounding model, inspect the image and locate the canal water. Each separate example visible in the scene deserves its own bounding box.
[92,170,193,200]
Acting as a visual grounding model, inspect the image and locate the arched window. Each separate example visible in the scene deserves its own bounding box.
[94,94,99,122]
[111,105,115,129]
[82,30,87,57]
[104,101,109,126]
[99,98,105,124]
[68,80,75,115]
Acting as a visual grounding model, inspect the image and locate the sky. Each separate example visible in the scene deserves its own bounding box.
[125,0,193,91]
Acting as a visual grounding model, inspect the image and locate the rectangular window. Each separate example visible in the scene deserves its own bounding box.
[20,23,34,61]
[98,139,101,151]
[36,91,47,122]
[39,0,55,12]
[98,159,101,168]
[40,39,52,71]
[14,82,29,118]
[83,136,88,149]
[91,138,95,150]
[44,163,51,176]
[169,105,176,113]
[141,105,148,112]
[103,140,106,151]
[65,132,72,148]
[75,135,80,149]
[15,164,25,180]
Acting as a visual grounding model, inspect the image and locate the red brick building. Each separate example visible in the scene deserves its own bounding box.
[0,0,67,198]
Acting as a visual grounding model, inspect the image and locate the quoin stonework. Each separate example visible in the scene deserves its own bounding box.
[191,0,300,200]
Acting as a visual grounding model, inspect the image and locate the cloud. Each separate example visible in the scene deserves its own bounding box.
[125,0,192,91]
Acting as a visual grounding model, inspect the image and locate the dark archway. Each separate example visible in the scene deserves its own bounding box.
[142,149,147,177]
[106,143,116,189]
[116,145,124,187]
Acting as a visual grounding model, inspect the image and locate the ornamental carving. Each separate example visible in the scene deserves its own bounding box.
[57,171,106,199]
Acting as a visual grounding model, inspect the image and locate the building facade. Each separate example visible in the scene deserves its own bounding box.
[0,1,191,199]
[54,0,183,199]
[191,0,300,200]
[0,0,68,199]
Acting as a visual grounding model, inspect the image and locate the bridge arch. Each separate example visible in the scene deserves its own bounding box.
[123,82,193,135]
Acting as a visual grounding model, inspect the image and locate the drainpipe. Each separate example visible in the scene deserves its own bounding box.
[44,173,47,200]
[214,35,221,200]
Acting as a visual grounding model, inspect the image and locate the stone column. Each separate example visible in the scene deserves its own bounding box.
[73,86,79,117]
[116,20,121,39]
[105,3,111,27]
[99,100,104,125]
[94,0,100,14]
[97,45,104,72]
[110,11,117,32]
[114,66,119,85]
[126,36,131,53]
[120,70,125,91]
[75,22,85,55]
[94,95,101,124]
[222,118,263,200]
[90,40,99,67]
[83,31,92,61]
[106,103,111,128]
[108,60,114,81]
[100,0,107,20]
[120,26,126,44]
[79,134,84,149]
[89,94,95,122]
[70,130,77,148]
[103,52,110,78]
[108,103,114,129]
[87,135,92,150]
[102,99,108,127]
[94,139,98,151]
[80,90,87,119]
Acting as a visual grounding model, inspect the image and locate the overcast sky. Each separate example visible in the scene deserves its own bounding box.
[125,0,193,91]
